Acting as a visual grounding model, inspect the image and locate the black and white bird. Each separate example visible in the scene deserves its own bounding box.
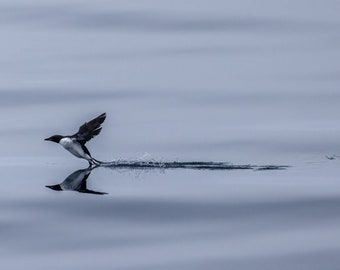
[46,167,107,195]
[45,113,106,166]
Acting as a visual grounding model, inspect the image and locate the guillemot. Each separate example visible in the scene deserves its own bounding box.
[46,167,107,195]
[45,113,106,166]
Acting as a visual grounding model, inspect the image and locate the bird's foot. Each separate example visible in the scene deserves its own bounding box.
[88,158,100,169]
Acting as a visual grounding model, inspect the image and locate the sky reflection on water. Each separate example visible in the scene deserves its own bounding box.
[0,0,340,269]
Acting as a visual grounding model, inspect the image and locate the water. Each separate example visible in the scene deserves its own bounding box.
[0,0,340,269]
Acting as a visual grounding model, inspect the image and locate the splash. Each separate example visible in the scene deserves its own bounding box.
[94,159,289,171]
[326,155,340,160]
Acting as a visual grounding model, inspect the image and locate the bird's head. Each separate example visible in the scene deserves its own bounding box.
[44,135,63,143]
[46,185,63,191]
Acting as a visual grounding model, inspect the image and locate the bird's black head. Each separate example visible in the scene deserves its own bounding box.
[44,135,63,143]
[46,185,63,191]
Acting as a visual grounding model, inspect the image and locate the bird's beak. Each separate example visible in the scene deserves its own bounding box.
[44,137,51,141]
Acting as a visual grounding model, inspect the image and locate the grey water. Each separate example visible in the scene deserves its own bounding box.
[1,0,340,269]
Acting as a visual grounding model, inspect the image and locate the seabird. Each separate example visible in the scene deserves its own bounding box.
[46,167,107,195]
[45,113,106,166]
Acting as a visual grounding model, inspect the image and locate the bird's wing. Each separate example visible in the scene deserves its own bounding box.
[72,113,106,144]
[79,188,108,195]
[79,172,107,194]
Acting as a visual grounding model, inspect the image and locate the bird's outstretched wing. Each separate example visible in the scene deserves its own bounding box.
[72,113,106,144]
[79,180,108,195]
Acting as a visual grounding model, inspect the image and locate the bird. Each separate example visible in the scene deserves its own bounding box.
[46,167,107,195]
[45,113,106,166]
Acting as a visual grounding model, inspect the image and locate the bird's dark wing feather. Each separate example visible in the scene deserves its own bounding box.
[72,113,106,144]
[81,144,91,157]
[79,180,108,195]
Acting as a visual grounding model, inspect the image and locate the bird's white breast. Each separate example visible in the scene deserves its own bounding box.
[59,138,89,159]
[59,137,73,147]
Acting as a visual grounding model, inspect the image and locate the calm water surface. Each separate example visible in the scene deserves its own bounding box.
[0,1,340,269]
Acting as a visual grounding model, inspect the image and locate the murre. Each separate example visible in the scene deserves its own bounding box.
[45,113,106,166]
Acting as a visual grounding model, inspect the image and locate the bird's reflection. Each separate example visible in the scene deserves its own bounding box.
[46,166,107,195]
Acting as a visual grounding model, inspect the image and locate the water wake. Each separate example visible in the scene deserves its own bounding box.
[94,160,289,171]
